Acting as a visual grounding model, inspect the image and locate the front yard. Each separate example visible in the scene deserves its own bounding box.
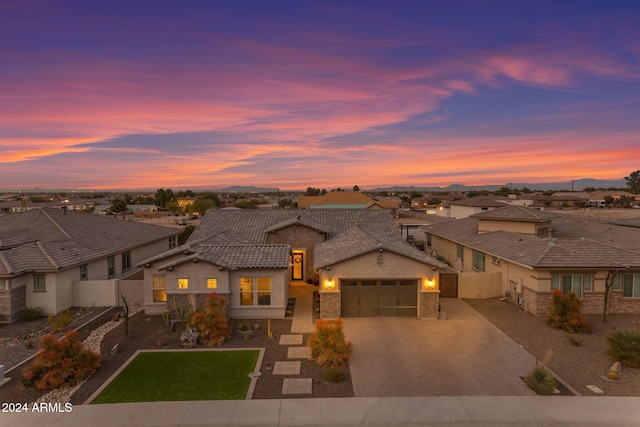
[90,350,260,403]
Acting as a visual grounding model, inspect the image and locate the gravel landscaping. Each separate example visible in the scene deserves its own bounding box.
[464,297,640,396]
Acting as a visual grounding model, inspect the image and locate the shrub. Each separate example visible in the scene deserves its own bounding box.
[20,330,101,390]
[525,364,556,395]
[21,307,44,321]
[607,330,640,368]
[188,292,230,347]
[546,290,592,334]
[48,308,74,333]
[308,318,352,368]
[324,366,345,383]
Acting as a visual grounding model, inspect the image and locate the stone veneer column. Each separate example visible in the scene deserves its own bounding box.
[319,291,341,319]
[419,290,440,319]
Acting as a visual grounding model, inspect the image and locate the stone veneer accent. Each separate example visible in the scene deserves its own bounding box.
[521,286,640,316]
[319,291,340,318]
[0,285,27,322]
[419,290,440,319]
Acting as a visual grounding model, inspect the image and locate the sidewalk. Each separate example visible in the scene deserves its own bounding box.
[4,396,640,426]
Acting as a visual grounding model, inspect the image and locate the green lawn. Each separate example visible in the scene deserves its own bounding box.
[91,350,260,403]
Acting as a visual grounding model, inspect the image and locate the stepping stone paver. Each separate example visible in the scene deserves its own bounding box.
[282,378,312,395]
[279,334,303,345]
[273,361,301,375]
[287,346,311,359]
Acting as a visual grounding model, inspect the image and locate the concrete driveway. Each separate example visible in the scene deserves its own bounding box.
[343,299,538,397]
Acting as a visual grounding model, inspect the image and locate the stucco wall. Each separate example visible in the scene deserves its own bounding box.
[458,272,502,299]
[72,280,117,307]
[267,224,326,282]
[477,219,539,235]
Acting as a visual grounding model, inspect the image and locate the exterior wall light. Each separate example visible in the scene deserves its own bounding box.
[324,279,335,290]
[423,277,436,290]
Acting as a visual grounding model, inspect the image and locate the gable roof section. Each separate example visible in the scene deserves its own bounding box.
[423,213,640,269]
[0,208,178,275]
[157,244,290,271]
[314,226,445,269]
[189,209,400,244]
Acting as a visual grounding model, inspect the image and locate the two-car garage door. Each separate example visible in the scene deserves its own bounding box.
[340,279,418,317]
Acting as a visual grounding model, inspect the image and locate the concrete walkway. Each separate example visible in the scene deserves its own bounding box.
[289,282,316,333]
[4,396,640,426]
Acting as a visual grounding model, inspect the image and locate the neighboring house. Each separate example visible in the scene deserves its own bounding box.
[140,209,447,319]
[449,196,510,219]
[297,191,374,208]
[422,205,640,316]
[0,208,179,322]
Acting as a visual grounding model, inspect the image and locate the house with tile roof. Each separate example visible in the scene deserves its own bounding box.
[0,208,179,322]
[449,196,510,219]
[139,209,447,319]
[422,205,640,316]
[297,191,374,208]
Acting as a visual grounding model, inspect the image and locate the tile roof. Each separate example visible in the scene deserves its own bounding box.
[0,208,178,275]
[189,209,401,244]
[157,244,291,271]
[449,196,510,207]
[423,210,640,269]
[472,205,560,222]
[314,226,445,269]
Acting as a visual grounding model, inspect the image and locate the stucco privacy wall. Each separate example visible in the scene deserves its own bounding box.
[72,279,144,308]
[458,272,502,299]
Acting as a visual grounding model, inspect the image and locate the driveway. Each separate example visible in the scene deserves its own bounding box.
[343,299,538,397]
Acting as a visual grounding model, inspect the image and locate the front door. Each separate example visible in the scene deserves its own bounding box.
[291,251,304,280]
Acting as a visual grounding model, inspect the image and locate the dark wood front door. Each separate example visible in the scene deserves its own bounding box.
[291,251,304,280]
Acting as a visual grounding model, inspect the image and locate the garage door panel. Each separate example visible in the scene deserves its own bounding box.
[340,279,418,317]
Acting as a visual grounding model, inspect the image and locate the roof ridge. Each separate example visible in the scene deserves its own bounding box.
[39,208,71,238]
[36,241,61,270]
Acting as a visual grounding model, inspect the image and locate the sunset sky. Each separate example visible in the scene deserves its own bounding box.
[2,1,639,190]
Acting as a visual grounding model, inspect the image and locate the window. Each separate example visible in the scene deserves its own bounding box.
[178,278,189,289]
[0,278,9,291]
[537,227,550,238]
[240,277,272,306]
[107,256,115,278]
[621,273,640,298]
[207,278,218,289]
[169,236,177,249]
[80,264,88,280]
[34,274,46,292]
[426,233,432,247]
[122,252,131,272]
[456,245,464,262]
[472,251,485,272]
[153,275,167,302]
[551,273,593,298]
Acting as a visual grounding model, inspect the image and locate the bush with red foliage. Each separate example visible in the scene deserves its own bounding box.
[188,292,230,346]
[546,289,593,334]
[308,318,352,368]
[20,330,101,390]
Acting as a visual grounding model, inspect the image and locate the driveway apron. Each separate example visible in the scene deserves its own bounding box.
[343,299,538,397]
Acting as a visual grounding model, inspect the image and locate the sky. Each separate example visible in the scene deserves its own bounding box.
[1,1,639,191]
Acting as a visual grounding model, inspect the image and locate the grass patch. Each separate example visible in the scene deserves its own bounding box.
[92,350,259,403]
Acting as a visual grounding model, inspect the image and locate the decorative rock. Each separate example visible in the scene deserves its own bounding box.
[180,328,199,345]
[610,362,622,374]
[110,343,119,356]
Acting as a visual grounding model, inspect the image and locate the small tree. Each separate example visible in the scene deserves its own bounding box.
[308,318,352,367]
[188,292,230,346]
[602,269,619,322]
[625,170,640,194]
[110,199,128,218]
[121,293,129,336]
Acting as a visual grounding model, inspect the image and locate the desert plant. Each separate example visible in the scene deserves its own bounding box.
[48,308,74,333]
[21,307,44,321]
[308,318,352,368]
[20,330,100,390]
[607,330,640,368]
[546,290,592,334]
[524,350,556,395]
[162,310,171,326]
[188,292,230,346]
[324,366,345,383]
